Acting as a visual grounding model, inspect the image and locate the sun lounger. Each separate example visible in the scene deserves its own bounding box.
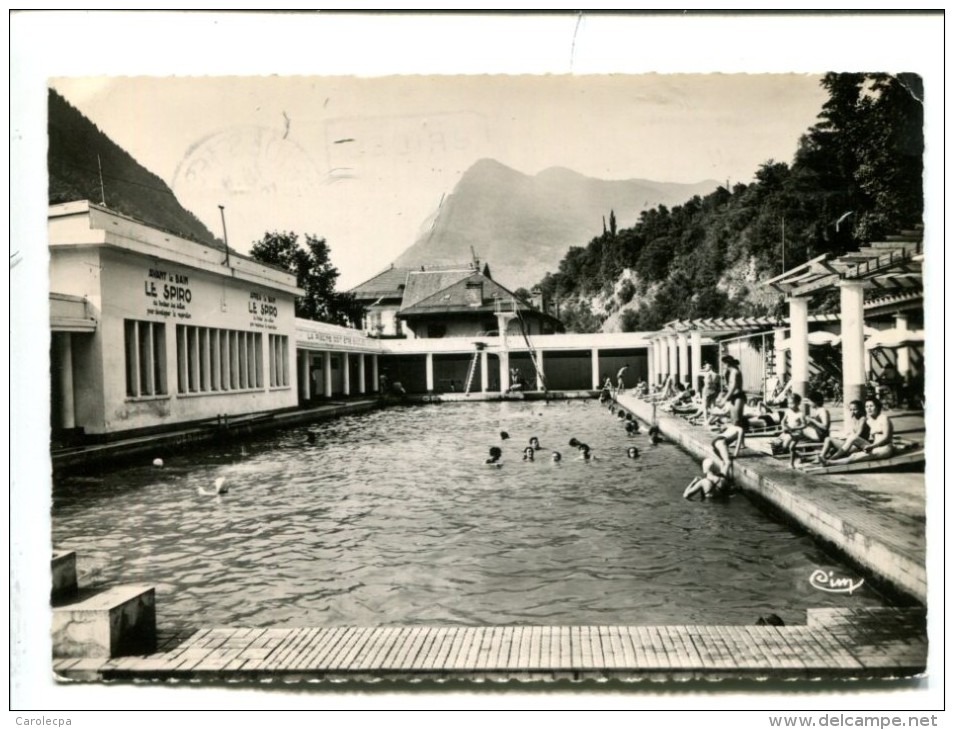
[798,437,924,474]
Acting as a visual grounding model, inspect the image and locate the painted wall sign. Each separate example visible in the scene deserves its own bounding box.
[145,268,193,319]
[249,291,279,330]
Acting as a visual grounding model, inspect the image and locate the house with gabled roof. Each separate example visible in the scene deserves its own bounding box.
[348,260,563,339]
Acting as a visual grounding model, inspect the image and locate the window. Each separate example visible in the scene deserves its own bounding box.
[177,325,264,394]
[269,334,289,387]
[124,319,167,397]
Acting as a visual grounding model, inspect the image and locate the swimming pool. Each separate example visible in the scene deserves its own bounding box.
[52,400,900,629]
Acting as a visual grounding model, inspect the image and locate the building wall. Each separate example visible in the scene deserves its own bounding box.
[95,248,299,433]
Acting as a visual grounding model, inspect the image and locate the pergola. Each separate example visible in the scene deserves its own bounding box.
[762,228,923,407]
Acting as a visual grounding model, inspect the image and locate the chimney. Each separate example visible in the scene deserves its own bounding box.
[465,280,483,307]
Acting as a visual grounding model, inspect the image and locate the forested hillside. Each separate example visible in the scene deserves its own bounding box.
[48,89,219,244]
[535,73,924,333]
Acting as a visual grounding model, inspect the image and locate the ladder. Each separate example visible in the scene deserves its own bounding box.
[463,351,480,395]
[515,308,547,394]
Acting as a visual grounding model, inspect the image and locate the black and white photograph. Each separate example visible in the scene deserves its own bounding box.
[10,10,944,721]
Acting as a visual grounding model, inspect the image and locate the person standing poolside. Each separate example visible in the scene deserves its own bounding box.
[718,355,745,428]
[778,393,806,453]
[616,364,630,395]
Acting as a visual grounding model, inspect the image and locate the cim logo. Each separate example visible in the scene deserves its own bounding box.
[809,569,864,595]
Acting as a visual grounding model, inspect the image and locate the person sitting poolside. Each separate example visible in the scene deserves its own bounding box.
[486,446,503,466]
[814,400,869,464]
[821,397,894,466]
[802,391,831,442]
[712,422,745,465]
[683,457,730,500]
[627,446,640,459]
[522,446,535,461]
[778,393,806,453]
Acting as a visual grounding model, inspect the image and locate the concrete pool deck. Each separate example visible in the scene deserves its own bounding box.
[617,394,927,605]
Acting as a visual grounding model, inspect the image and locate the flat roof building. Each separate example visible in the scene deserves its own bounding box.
[49,201,304,438]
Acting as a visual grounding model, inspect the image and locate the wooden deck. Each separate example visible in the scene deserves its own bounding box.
[53,607,925,683]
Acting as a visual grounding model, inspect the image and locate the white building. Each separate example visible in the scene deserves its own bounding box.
[49,201,304,437]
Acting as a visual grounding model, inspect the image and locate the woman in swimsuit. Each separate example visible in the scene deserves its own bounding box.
[803,392,831,442]
[822,397,894,465]
[719,356,745,428]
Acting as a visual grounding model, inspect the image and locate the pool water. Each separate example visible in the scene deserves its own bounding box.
[52,400,899,629]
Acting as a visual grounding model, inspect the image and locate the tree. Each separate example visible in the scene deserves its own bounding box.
[249,231,359,326]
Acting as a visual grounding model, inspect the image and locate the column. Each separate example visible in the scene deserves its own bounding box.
[667,335,678,384]
[591,348,600,390]
[372,354,379,393]
[789,296,810,400]
[646,342,655,388]
[425,352,434,392]
[535,350,545,390]
[774,328,788,379]
[342,352,351,396]
[677,333,689,387]
[300,351,311,401]
[358,354,366,395]
[55,333,75,429]
[654,339,664,384]
[690,330,702,392]
[839,281,867,409]
[323,351,332,397]
[499,351,510,393]
[480,351,489,392]
[895,313,910,378]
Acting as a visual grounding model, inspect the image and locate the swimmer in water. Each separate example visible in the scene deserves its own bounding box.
[529,436,542,451]
[500,431,510,441]
[522,446,535,461]
[625,421,638,436]
[306,432,317,444]
[198,476,229,496]
[648,425,662,446]
[683,457,729,500]
[577,444,595,461]
[486,446,503,466]
[616,410,626,420]
[627,446,640,459]
[551,451,562,462]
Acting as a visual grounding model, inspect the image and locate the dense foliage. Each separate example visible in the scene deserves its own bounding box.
[250,232,360,326]
[535,73,924,333]
[48,89,218,244]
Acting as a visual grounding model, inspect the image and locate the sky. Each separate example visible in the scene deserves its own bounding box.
[10,11,946,716]
[49,72,829,289]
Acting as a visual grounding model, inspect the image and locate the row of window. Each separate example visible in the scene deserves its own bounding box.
[124,319,289,398]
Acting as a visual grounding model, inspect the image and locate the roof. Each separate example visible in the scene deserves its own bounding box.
[400,266,477,309]
[348,266,411,300]
[397,272,561,328]
[763,228,924,299]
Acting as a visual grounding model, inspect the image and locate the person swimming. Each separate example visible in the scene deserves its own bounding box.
[648,424,662,445]
[568,437,590,451]
[627,446,640,459]
[625,421,639,436]
[522,446,535,461]
[577,444,595,461]
[551,451,562,462]
[198,476,229,496]
[500,431,510,440]
[529,436,542,451]
[683,457,728,500]
[486,446,503,465]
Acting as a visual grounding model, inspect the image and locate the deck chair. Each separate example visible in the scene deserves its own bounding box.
[798,436,924,474]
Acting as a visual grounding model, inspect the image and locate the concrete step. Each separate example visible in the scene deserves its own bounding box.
[51,550,78,600]
[52,584,156,658]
